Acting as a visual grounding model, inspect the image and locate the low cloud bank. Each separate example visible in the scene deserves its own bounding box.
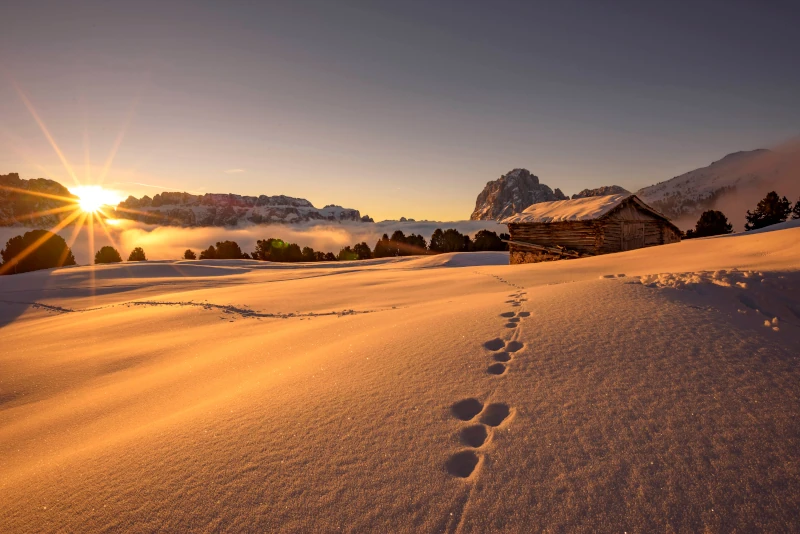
[0,220,507,265]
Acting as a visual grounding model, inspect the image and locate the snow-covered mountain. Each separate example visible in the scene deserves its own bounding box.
[116,192,373,226]
[0,173,77,227]
[470,168,567,220]
[636,148,800,230]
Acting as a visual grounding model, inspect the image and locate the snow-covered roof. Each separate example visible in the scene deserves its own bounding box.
[502,194,657,224]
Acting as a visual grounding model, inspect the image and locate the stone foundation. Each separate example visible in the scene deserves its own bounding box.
[510,250,570,265]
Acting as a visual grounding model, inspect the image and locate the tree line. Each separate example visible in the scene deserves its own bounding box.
[184,229,510,262]
[683,190,799,239]
[2,191,798,275]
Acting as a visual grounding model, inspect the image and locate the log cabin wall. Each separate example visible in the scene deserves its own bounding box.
[507,221,600,255]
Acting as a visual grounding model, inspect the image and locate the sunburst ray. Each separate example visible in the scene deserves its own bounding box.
[0,208,84,275]
[0,184,79,204]
[13,81,81,186]
[0,204,79,226]
[57,211,89,267]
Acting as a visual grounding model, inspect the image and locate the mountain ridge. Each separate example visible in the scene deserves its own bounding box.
[117,191,373,226]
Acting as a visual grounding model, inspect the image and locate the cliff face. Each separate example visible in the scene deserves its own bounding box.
[0,173,78,227]
[470,168,566,221]
[117,192,373,226]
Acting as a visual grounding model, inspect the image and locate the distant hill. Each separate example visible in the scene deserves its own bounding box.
[0,173,77,227]
[636,147,800,230]
[470,168,567,221]
[116,192,373,226]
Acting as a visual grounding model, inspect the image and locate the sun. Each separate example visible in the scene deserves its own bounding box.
[70,186,122,213]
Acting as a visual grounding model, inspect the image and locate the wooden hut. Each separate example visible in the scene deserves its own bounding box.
[502,194,681,264]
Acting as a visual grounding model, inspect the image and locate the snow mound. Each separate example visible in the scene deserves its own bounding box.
[631,269,799,338]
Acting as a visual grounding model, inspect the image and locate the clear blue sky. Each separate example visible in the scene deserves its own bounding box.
[1,0,798,220]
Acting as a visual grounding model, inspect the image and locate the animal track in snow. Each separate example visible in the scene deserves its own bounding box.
[445,450,480,478]
[487,363,507,375]
[480,403,511,427]
[451,398,484,421]
[484,339,525,353]
[517,311,530,318]
[504,322,517,329]
[493,351,511,362]
[460,425,489,447]
[508,317,520,323]
[499,312,515,318]
[483,338,505,351]
[446,401,513,478]
[505,341,524,352]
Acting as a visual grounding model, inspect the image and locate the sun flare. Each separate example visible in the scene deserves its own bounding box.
[70,185,122,213]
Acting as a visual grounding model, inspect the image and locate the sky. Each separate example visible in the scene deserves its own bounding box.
[0,0,798,221]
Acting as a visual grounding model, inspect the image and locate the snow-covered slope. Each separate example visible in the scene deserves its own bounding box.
[117,192,372,226]
[471,168,567,220]
[1,225,798,532]
[637,148,800,230]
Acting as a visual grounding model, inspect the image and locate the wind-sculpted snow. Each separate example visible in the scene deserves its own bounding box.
[1,224,799,532]
[628,269,800,340]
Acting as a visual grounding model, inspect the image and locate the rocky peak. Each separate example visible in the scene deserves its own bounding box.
[470,168,567,221]
[571,185,630,199]
[0,173,78,227]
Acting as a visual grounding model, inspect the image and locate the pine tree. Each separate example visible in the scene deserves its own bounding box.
[337,246,358,261]
[744,191,792,230]
[373,234,392,258]
[473,230,505,251]
[183,249,197,260]
[690,210,733,238]
[0,230,76,275]
[199,246,217,259]
[792,197,800,220]
[213,241,244,259]
[353,242,373,260]
[128,247,147,261]
[95,246,123,264]
[429,229,445,253]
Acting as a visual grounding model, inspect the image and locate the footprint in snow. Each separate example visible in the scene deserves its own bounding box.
[493,351,511,362]
[483,338,506,351]
[505,341,524,352]
[480,403,512,427]
[460,425,489,447]
[484,338,525,352]
[487,363,507,375]
[446,400,513,478]
[451,398,483,421]
[445,450,480,478]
